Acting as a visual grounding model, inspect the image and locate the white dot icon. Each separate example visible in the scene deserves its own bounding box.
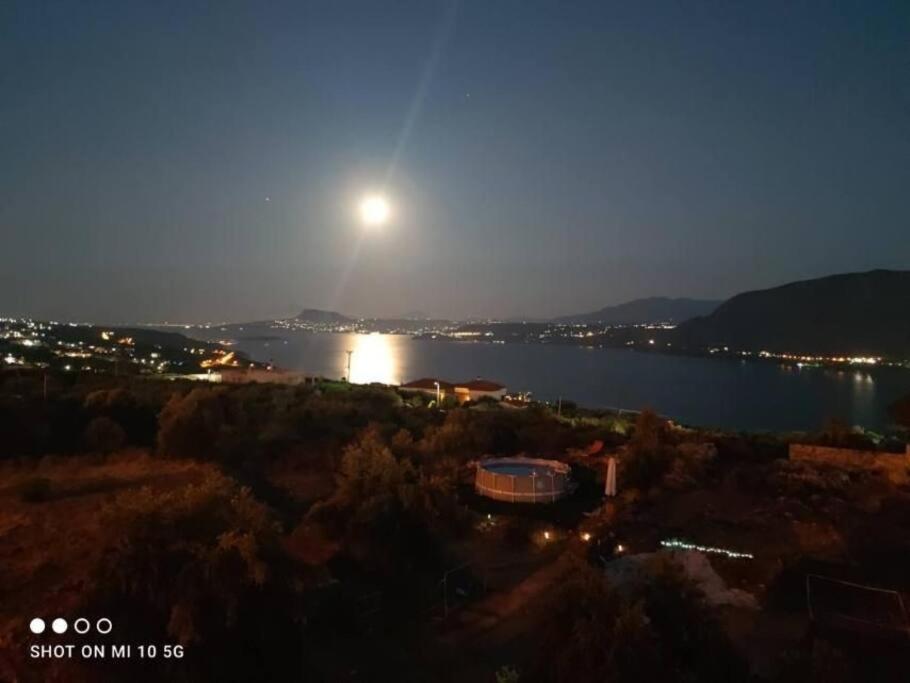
[52,618,68,634]
[29,618,46,634]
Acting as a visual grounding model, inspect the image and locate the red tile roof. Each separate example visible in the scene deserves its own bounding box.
[401,377,456,392]
[401,377,506,392]
[460,379,506,392]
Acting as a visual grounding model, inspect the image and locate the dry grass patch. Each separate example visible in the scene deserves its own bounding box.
[0,450,216,657]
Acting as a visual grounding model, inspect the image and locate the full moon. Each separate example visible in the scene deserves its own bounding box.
[359,194,390,227]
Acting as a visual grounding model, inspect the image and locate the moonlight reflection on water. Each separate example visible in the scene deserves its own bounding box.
[349,333,400,385]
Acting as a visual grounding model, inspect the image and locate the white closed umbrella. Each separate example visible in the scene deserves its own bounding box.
[605,456,617,497]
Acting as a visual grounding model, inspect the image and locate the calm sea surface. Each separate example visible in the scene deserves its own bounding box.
[191,327,910,433]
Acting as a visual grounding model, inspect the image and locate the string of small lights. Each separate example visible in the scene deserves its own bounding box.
[660,538,754,560]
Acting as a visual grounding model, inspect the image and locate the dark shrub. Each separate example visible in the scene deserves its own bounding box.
[84,416,127,453]
[18,476,52,502]
[534,557,747,683]
[90,472,305,681]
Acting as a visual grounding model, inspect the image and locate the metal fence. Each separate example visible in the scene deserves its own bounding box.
[806,574,910,639]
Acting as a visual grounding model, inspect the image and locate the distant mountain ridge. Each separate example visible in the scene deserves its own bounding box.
[553,297,721,325]
[672,269,910,356]
[295,309,353,324]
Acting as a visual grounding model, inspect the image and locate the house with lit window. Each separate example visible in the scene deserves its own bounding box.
[456,378,508,402]
[400,377,506,403]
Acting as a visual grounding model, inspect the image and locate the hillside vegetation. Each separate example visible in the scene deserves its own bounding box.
[1,371,909,681]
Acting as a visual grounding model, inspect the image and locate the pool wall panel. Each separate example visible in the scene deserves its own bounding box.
[474,458,571,503]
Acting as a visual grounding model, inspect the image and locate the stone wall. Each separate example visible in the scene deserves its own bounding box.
[789,444,910,484]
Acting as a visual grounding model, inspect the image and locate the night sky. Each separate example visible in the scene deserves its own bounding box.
[2,1,908,323]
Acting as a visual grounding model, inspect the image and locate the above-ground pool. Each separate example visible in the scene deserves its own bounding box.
[474,457,572,503]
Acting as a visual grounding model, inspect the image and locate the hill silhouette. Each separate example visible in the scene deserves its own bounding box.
[295,309,353,324]
[554,297,720,325]
[673,270,910,356]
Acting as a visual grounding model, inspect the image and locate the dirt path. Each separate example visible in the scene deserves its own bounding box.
[441,551,572,649]
[434,549,576,680]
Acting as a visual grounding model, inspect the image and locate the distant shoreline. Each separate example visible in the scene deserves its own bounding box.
[412,333,910,372]
[189,321,910,374]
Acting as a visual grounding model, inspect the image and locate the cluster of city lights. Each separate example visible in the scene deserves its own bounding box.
[0,317,201,374]
[700,345,893,367]
[756,350,881,366]
[272,316,463,337]
[660,538,754,560]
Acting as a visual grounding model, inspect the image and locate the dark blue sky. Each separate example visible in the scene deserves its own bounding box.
[2,1,908,322]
